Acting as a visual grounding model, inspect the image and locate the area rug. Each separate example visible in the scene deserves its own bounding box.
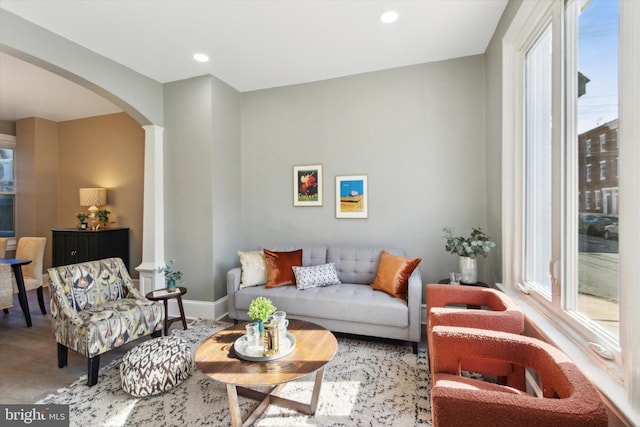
[37,319,432,426]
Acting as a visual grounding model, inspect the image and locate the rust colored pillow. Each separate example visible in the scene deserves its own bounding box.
[371,251,421,300]
[263,249,303,288]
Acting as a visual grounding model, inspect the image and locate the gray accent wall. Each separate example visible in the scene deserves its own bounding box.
[164,75,241,301]
[240,56,489,286]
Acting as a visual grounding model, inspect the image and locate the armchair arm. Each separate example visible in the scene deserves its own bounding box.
[426,283,524,334]
[47,277,84,327]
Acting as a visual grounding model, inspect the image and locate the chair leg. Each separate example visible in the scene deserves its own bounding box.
[412,342,418,354]
[37,286,47,315]
[88,355,100,387]
[57,343,68,368]
[2,308,7,314]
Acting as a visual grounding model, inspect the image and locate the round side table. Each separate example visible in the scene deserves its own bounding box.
[146,287,188,336]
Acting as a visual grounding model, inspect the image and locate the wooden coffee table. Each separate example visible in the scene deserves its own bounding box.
[195,319,338,427]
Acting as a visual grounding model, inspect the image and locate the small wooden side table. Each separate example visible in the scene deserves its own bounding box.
[145,287,188,336]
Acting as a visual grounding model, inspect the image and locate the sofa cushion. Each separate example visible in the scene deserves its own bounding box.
[371,251,421,300]
[264,249,303,288]
[292,262,342,290]
[235,283,409,328]
[237,250,268,288]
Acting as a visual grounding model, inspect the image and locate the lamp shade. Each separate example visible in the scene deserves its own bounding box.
[79,188,107,207]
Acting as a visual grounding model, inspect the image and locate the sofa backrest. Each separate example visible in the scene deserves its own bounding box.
[48,257,131,312]
[328,247,406,285]
[259,246,406,285]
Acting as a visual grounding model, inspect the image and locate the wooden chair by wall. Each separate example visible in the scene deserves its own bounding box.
[0,237,8,258]
[12,237,48,314]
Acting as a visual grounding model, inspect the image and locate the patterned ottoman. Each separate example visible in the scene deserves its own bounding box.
[120,336,194,397]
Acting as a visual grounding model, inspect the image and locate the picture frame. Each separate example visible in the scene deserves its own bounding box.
[335,174,368,218]
[293,164,323,206]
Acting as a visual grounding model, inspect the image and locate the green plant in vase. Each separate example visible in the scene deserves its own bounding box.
[75,212,88,229]
[97,209,110,222]
[156,259,183,290]
[248,297,276,333]
[443,227,496,284]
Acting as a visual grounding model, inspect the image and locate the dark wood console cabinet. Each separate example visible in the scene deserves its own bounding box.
[51,228,130,270]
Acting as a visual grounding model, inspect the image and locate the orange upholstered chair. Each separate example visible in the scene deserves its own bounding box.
[426,284,525,389]
[430,326,608,427]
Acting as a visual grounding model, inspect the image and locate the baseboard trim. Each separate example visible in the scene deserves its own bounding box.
[166,295,229,321]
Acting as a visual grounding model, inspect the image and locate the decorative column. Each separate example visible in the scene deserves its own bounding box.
[136,125,165,294]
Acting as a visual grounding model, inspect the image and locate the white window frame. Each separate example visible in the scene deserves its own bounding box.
[585,138,591,155]
[586,163,592,181]
[599,160,606,180]
[0,133,17,251]
[501,0,640,422]
[585,190,591,209]
[599,133,606,152]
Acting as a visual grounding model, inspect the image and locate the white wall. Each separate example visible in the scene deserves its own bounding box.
[240,56,490,289]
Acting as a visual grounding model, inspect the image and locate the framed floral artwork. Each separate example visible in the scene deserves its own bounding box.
[335,174,368,218]
[293,164,323,206]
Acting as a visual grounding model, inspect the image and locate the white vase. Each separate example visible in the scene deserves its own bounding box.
[459,256,478,284]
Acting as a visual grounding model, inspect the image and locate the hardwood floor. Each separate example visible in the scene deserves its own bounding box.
[0,289,164,403]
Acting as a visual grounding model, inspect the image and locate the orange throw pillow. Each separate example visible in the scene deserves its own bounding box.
[371,251,421,300]
[263,249,303,288]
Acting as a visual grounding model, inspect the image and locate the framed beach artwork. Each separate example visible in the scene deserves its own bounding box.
[293,164,323,206]
[335,175,368,219]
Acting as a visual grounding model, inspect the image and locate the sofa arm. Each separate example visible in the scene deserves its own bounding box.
[407,267,422,344]
[226,267,242,319]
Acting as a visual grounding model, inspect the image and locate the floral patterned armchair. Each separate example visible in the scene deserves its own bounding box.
[48,257,164,386]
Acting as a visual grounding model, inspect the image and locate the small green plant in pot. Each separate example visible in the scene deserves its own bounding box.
[97,209,110,222]
[248,297,276,333]
[156,259,183,290]
[75,212,88,228]
[443,227,496,284]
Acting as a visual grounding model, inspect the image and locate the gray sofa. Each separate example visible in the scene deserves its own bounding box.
[227,246,422,353]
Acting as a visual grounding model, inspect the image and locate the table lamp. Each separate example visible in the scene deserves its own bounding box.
[79,188,106,229]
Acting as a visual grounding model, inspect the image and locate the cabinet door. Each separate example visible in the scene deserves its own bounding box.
[52,233,79,265]
[98,229,129,269]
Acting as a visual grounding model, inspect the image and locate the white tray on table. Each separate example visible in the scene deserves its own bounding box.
[234,332,296,362]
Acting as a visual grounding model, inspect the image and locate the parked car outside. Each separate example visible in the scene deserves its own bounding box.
[603,223,618,240]
[579,213,617,236]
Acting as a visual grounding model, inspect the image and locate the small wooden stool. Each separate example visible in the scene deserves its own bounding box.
[146,287,188,336]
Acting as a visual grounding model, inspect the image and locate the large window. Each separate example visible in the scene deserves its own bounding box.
[523,24,553,297]
[502,0,639,420]
[0,134,15,238]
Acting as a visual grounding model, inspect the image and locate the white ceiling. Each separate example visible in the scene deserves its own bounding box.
[0,0,507,122]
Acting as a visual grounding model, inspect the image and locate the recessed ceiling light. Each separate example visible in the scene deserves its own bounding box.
[193,53,209,63]
[380,11,399,24]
